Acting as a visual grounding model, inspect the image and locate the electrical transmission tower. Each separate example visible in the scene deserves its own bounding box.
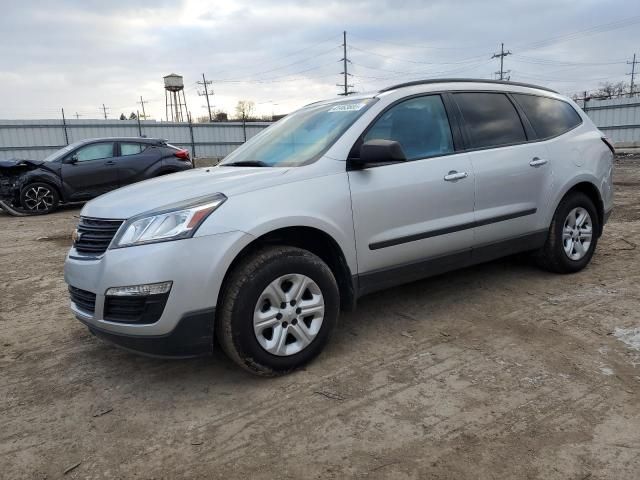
[101,104,110,120]
[138,96,150,119]
[628,53,638,97]
[491,43,512,81]
[337,31,355,96]
[197,73,214,122]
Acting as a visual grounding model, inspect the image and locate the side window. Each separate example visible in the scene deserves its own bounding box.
[73,142,115,162]
[363,95,454,160]
[453,93,526,149]
[512,94,582,139]
[120,143,146,156]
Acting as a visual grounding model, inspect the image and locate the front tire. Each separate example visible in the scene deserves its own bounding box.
[535,191,599,273]
[217,246,340,376]
[20,182,60,214]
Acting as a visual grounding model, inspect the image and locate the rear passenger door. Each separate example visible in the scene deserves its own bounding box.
[115,142,160,187]
[452,92,553,247]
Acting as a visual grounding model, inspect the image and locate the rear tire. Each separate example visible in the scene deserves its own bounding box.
[535,192,599,273]
[217,246,340,376]
[19,182,60,214]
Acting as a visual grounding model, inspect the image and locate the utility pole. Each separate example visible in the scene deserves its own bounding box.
[138,96,149,119]
[627,53,638,97]
[101,104,109,120]
[61,108,69,145]
[491,43,512,81]
[337,30,354,96]
[197,73,214,122]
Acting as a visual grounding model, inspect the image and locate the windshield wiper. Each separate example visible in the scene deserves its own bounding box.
[222,160,270,167]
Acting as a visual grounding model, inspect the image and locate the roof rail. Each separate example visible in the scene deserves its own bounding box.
[378,78,558,94]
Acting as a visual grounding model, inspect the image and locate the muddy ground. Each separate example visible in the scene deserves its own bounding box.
[1,156,640,479]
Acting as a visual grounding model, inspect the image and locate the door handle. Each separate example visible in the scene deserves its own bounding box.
[104,160,116,166]
[529,157,548,167]
[444,171,468,182]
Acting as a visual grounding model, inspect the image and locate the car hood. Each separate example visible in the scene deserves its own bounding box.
[82,166,291,219]
[0,158,45,169]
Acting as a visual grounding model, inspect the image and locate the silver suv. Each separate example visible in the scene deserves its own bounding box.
[64,79,614,375]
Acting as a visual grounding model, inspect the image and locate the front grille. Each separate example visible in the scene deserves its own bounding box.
[74,217,124,256]
[104,293,169,324]
[69,286,96,314]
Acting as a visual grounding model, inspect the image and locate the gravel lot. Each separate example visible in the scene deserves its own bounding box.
[2,156,640,479]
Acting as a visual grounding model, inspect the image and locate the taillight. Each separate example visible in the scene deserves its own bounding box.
[174,149,190,160]
[601,137,615,155]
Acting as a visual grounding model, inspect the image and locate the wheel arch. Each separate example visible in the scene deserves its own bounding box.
[19,176,63,202]
[217,226,357,313]
[551,178,604,237]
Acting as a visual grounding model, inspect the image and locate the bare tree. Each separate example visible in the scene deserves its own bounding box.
[235,100,255,121]
[593,81,629,99]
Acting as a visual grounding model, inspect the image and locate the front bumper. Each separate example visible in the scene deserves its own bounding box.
[64,230,253,354]
[80,308,216,358]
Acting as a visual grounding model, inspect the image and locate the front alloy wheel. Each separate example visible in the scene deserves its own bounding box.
[20,182,59,214]
[253,274,325,356]
[217,246,339,376]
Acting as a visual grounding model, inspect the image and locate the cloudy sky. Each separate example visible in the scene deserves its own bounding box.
[1,0,639,121]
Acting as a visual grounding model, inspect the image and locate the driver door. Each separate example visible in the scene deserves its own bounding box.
[61,142,119,200]
[348,94,476,294]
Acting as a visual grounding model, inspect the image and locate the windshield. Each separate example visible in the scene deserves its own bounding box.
[42,143,77,162]
[220,98,377,167]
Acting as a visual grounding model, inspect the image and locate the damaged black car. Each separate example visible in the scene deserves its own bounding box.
[0,137,193,215]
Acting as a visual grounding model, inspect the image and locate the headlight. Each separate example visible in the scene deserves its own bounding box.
[111,193,226,248]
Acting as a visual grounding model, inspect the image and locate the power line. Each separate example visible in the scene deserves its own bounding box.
[349,44,489,65]
[491,43,511,81]
[348,32,492,52]
[338,31,355,96]
[515,15,640,52]
[197,73,214,121]
[511,54,627,66]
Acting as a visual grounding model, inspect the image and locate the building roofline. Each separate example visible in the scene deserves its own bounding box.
[379,78,558,94]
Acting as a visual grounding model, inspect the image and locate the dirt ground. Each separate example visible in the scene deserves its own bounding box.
[1,156,640,480]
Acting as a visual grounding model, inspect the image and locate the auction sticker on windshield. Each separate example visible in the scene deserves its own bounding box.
[328,103,367,112]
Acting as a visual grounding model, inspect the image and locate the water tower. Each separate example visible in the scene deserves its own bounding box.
[164,73,189,122]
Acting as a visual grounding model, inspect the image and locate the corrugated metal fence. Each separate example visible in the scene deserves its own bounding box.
[578,96,640,147]
[0,119,271,161]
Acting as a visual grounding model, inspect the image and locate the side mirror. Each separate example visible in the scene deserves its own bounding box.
[67,154,79,164]
[351,139,407,168]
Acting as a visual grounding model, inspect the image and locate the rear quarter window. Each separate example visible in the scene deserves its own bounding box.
[120,143,147,156]
[512,94,582,139]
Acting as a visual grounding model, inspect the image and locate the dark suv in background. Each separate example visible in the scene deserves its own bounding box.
[0,137,193,215]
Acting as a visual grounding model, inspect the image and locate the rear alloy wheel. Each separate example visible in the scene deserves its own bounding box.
[20,182,60,214]
[217,246,339,376]
[562,207,593,261]
[535,191,599,273]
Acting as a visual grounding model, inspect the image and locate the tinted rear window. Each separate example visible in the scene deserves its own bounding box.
[513,94,582,139]
[453,92,526,149]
